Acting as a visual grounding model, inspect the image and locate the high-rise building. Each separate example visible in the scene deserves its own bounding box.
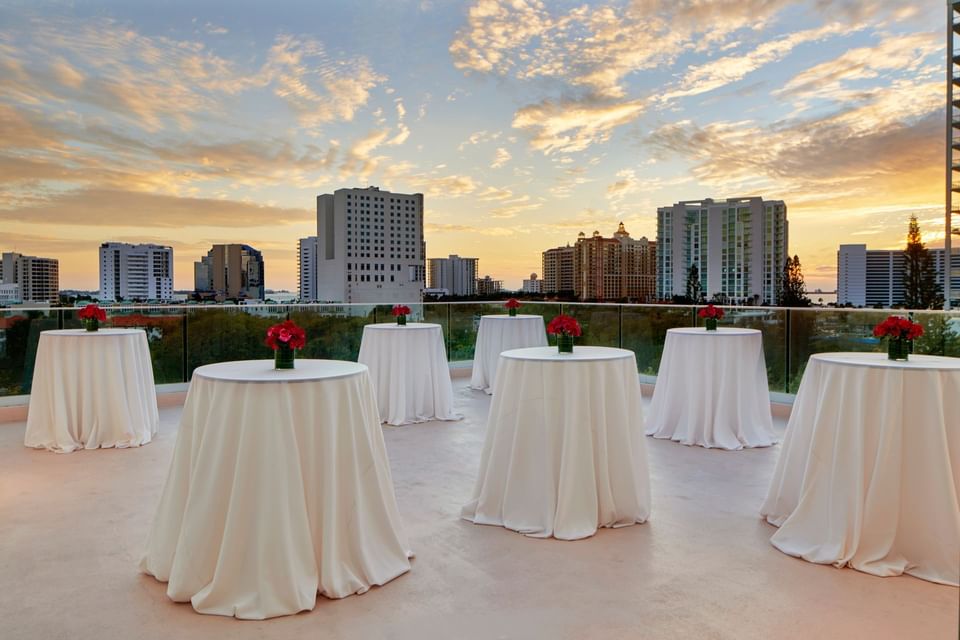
[836,244,960,307]
[656,197,787,304]
[0,252,59,303]
[572,223,656,301]
[98,242,173,302]
[298,237,319,302]
[428,254,478,296]
[314,186,425,303]
[476,275,503,296]
[541,244,575,294]
[947,1,959,308]
[522,273,542,294]
[194,244,265,301]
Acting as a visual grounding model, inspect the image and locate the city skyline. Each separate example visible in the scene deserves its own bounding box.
[0,1,946,291]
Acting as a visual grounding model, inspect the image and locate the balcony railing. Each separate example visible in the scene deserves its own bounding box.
[1,302,958,399]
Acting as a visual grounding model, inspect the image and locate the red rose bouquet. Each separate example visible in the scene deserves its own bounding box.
[505,298,521,316]
[697,304,724,320]
[392,304,411,325]
[78,304,107,321]
[698,304,724,331]
[872,315,924,340]
[547,314,581,353]
[873,315,923,361]
[266,320,306,369]
[78,304,107,331]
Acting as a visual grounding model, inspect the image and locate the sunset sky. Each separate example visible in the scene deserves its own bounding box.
[0,0,947,292]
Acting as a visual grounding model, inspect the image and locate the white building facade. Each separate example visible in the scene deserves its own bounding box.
[428,254,478,296]
[522,273,542,294]
[0,252,60,303]
[836,244,960,307]
[315,186,425,303]
[99,242,173,302]
[298,237,319,302]
[656,197,788,304]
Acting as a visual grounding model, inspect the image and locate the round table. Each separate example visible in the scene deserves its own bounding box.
[469,314,548,394]
[761,352,960,586]
[139,360,413,619]
[646,327,777,450]
[24,329,159,453]
[462,346,651,540]
[357,322,461,426]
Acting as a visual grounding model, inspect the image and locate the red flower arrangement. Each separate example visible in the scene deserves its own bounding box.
[78,304,107,321]
[546,314,582,337]
[873,316,924,341]
[265,320,307,350]
[391,305,412,317]
[505,298,521,309]
[697,304,724,320]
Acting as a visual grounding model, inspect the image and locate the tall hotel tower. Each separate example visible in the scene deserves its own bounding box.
[656,197,787,304]
[315,186,425,303]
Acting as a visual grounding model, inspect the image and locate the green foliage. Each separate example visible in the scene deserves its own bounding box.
[685,264,703,303]
[778,255,811,307]
[902,215,941,309]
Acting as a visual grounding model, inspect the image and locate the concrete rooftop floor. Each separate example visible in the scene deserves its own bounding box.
[0,379,956,639]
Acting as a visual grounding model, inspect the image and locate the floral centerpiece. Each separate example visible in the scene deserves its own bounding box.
[392,304,412,325]
[547,314,582,353]
[873,315,923,361]
[505,298,521,317]
[698,304,724,331]
[78,304,107,332]
[265,320,306,369]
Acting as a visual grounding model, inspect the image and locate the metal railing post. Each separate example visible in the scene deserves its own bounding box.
[182,312,189,383]
[784,308,792,393]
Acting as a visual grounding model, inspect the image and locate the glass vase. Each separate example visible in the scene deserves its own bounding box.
[274,344,296,369]
[396,315,407,326]
[508,308,518,317]
[557,334,574,353]
[83,318,99,332]
[705,318,718,331]
[887,338,909,361]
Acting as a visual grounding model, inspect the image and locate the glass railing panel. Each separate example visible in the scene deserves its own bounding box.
[185,306,285,376]
[0,308,58,396]
[289,304,376,362]
[562,303,621,348]
[106,306,186,385]
[620,305,694,376]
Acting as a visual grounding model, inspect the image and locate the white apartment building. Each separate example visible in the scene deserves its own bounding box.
[315,186,425,303]
[428,254,478,296]
[656,197,788,304]
[836,244,960,307]
[0,283,21,304]
[298,237,319,302]
[0,252,60,303]
[522,273,542,294]
[99,242,173,302]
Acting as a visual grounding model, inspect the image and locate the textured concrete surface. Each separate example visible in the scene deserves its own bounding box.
[1,380,956,639]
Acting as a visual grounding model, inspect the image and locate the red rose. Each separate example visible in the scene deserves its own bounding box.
[391,304,411,316]
[547,314,582,337]
[265,320,306,351]
[505,298,521,309]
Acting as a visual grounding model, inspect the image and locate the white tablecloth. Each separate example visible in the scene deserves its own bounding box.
[646,327,777,450]
[24,329,159,453]
[140,360,412,619]
[761,352,960,586]
[470,315,548,394]
[462,346,651,540]
[358,323,461,426]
